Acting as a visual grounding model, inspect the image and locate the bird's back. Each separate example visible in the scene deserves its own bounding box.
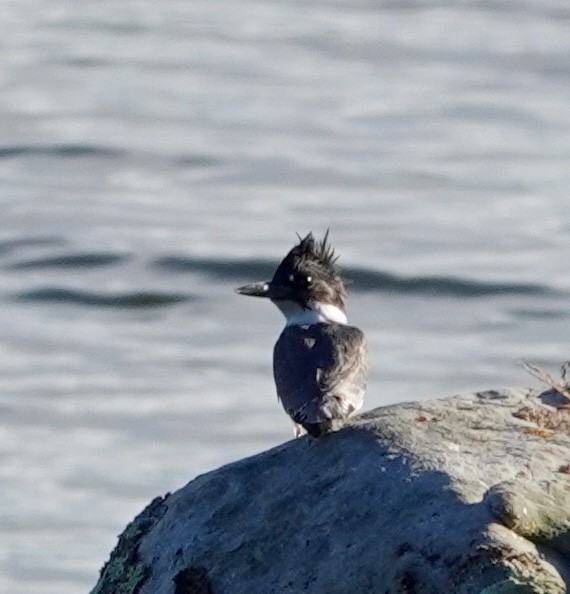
[273,322,367,436]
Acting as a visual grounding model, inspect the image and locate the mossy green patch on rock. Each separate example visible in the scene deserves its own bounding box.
[90,495,169,594]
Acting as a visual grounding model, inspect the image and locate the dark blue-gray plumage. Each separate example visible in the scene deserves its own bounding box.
[237,232,368,437]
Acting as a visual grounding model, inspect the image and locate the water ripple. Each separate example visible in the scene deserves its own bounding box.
[154,256,274,280]
[173,154,222,168]
[14,288,190,308]
[0,144,222,168]
[0,144,122,159]
[7,253,129,270]
[509,308,570,320]
[346,268,550,297]
[0,237,66,256]
[152,257,553,297]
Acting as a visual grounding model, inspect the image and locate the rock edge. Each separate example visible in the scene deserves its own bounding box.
[90,387,570,594]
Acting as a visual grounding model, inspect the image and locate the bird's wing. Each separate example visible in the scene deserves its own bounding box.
[273,323,367,425]
[317,323,368,416]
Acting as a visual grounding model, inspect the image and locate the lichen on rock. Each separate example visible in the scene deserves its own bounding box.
[90,495,169,594]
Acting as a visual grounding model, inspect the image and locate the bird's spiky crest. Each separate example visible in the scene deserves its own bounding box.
[294,229,339,273]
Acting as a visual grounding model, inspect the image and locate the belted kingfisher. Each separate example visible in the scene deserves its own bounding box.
[237,231,368,438]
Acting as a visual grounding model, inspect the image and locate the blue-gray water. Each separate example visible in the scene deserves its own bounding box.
[1,2,569,593]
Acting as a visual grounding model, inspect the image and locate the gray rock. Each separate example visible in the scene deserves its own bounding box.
[90,388,570,594]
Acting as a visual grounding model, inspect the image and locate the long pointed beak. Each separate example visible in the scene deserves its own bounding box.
[235,281,271,298]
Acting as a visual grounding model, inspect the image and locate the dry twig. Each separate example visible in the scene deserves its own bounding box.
[520,360,570,403]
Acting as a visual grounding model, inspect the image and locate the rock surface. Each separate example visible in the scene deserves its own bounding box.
[91,388,570,594]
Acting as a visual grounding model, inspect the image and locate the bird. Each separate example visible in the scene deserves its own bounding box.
[236,231,367,438]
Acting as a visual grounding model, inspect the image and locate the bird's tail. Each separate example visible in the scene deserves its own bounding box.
[303,420,334,438]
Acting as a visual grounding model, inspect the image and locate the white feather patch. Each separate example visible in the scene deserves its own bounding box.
[276,300,347,326]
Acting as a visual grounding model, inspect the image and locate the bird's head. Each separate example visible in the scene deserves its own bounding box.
[237,231,347,325]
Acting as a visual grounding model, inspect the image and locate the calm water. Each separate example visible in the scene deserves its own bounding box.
[1,1,569,592]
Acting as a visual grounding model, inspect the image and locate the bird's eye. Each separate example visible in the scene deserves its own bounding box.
[288,273,312,285]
